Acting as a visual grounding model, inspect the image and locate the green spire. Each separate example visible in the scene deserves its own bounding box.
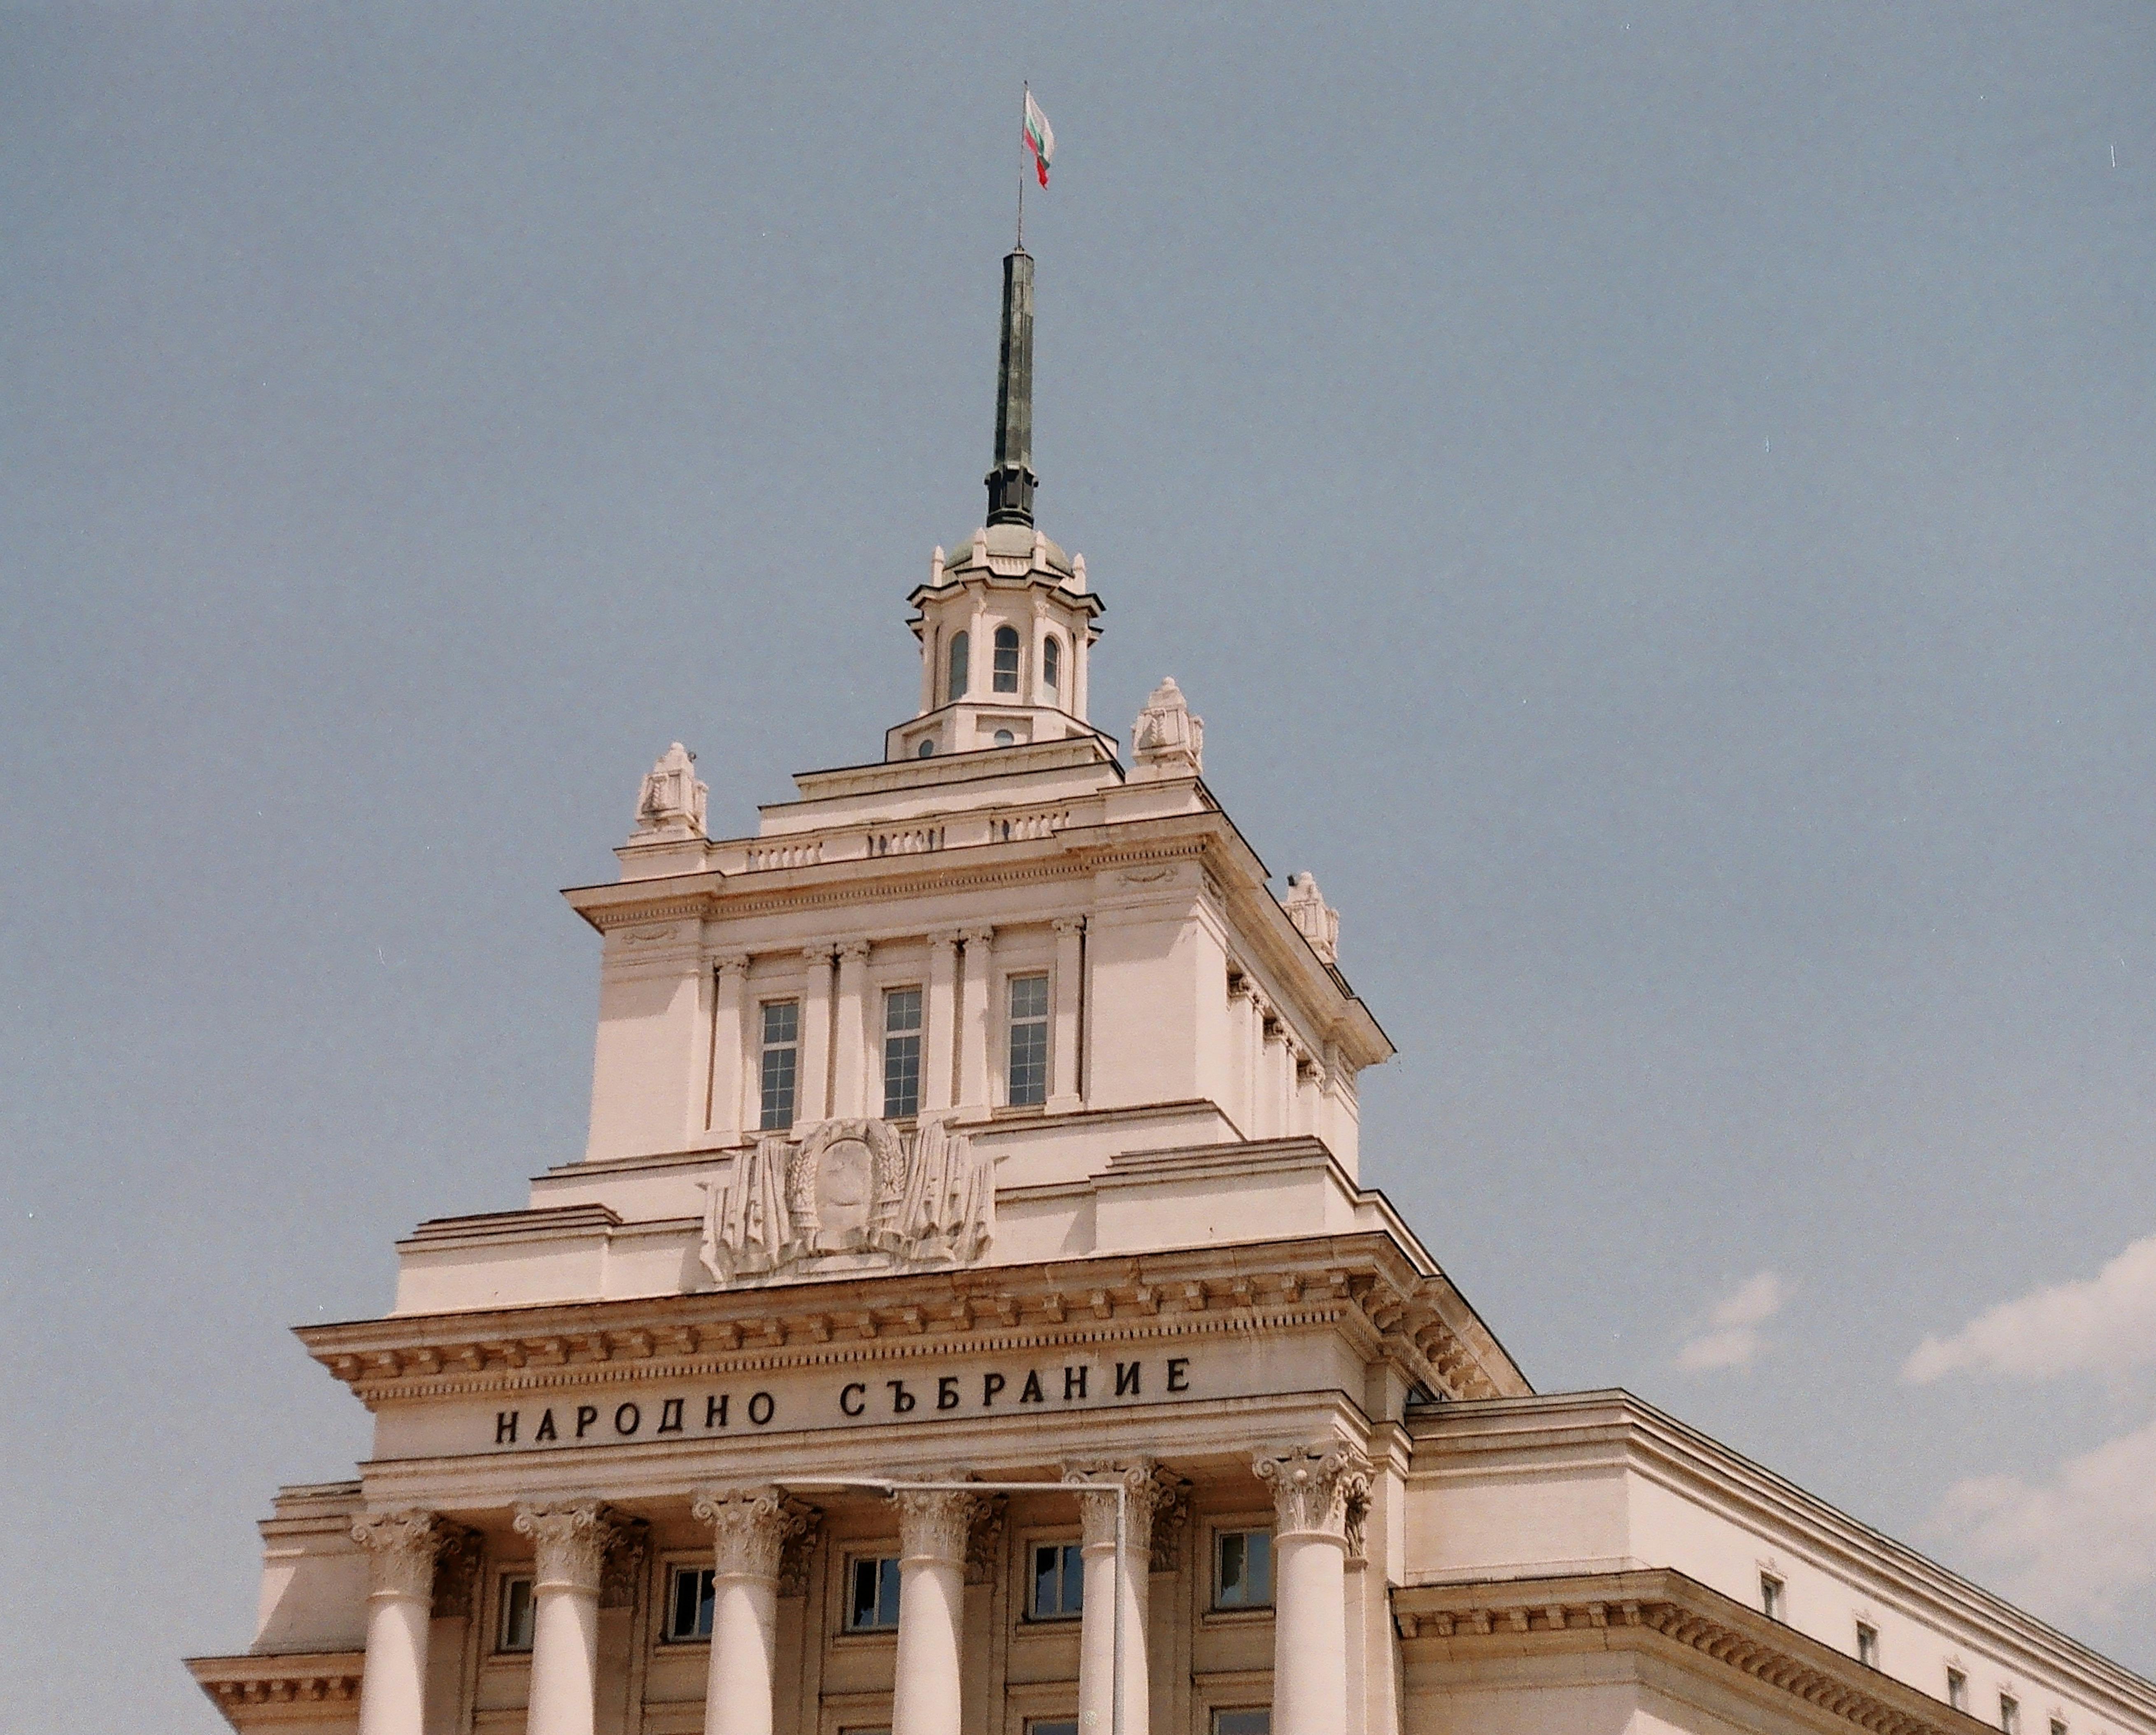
[985,248,1036,526]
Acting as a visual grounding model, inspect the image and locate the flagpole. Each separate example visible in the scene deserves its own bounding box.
[1016,81,1028,249]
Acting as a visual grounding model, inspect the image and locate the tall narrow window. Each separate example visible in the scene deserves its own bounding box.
[993,625,1020,693]
[2053,1719,2071,1735]
[1007,974,1050,1105]
[1856,1623,1879,1669]
[948,630,969,702]
[849,1556,902,1630]
[665,1566,716,1641]
[883,988,922,1119]
[2000,1697,2020,1735]
[498,1576,536,1652]
[1043,635,1062,698]
[1759,1573,1784,1621]
[1949,1670,1969,1712]
[759,1000,800,1130]
[1029,1542,1083,1618]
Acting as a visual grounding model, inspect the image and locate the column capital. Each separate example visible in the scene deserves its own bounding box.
[1253,1444,1370,1543]
[892,1481,982,1567]
[1051,915,1087,937]
[958,926,996,949]
[927,928,962,949]
[351,1509,447,1603]
[691,1485,816,1582]
[837,939,872,965]
[802,944,836,966]
[1061,1459,1165,1552]
[512,1498,619,1594]
[715,953,752,977]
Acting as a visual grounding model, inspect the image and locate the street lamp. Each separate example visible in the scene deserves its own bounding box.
[785,1476,1128,1735]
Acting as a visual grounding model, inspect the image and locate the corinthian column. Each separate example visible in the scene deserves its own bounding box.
[689,1486,807,1735]
[1063,1462,1162,1735]
[1253,1446,1370,1735]
[889,1482,980,1735]
[513,1499,617,1735]
[352,1510,446,1735]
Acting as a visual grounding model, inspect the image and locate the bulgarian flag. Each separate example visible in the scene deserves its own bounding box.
[1024,90,1055,188]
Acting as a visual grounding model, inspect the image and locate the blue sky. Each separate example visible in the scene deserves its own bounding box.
[3,6,2153,1727]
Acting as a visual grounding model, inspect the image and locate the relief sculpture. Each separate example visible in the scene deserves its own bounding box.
[700,1116,995,1287]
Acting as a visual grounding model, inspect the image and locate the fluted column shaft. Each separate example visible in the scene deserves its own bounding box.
[833,941,871,1117]
[710,956,750,1142]
[924,932,959,1112]
[692,1487,801,1735]
[957,929,995,1109]
[1065,1463,1159,1735]
[1255,1448,1369,1735]
[514,1501,614,1735]
[890,1485,980,1735]
[353,1511,444,1735]
[798,948,834,1124]
[1048,918,1084,1111]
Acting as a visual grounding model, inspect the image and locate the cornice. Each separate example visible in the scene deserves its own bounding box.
[1395,1569,1992,1735]
[297,1234,1522,1409]
[185,1653,364,1728]
[1409,1392,2156,1720]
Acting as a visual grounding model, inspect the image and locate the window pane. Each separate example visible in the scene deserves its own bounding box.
[883,989,922,1119]
[850,1558,880,1629]
[762,1000,799,1045]
[1043,637,1061,693]
[1217,1532,1246,1606]
[1008,974,1050,1106]
[877,1556,902,1627]
[759,1000,799,1130]
[501,1576,535,1651]
[1246,1530,1271,1604]
[994,625,1020,693]
[1031,1723,1080,1735]
[948,631,969,700]
[668,1567,715,1640]
[1215,1714,1271,1735]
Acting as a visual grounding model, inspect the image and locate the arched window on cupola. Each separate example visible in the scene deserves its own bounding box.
[1042,634,1062,701]
[948,630,970,702]
[993,626,1021,693]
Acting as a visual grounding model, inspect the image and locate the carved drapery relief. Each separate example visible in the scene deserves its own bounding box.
[893,1484,981,1568]
[632,742,708,841]
[1253,1445,1371,1542]
[513,1499,618,1593]
[352,1510,447,1603]
[1062,1459,1165,1553]
[700,1114,995,1287]
[690,1485,817,1583]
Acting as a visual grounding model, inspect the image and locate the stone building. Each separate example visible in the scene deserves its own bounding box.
[189,248,2156,1735]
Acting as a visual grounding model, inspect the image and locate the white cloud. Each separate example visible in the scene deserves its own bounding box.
[1932,1413,2156,1625]
[1677,1271,1788,1372]
[1902,1231,2156,1385]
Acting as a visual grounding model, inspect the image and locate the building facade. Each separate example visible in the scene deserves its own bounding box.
[190,251,2156,1735]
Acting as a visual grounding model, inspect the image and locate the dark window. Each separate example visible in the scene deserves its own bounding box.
[1949,1670,1969,1712]
[2001,1697,2020,1735]
[948,631,970,701]
[883,988,923,1119]
[1214,1529,1272,1609]
[1856,1623,1879,1669]
[498,1576,536,1651]
[1007,974,1050,1105]
[1214,1715,1271,1735]
[1029,1723,1080,1735]
[1043,635,1061,695]
[759,1000,799,1130]
[1030,1542,1083,1618]
[666,1566,716,1641]
[1759,1573,1784,1621]
[993,625,1020,693]
[849,1556,902,1630]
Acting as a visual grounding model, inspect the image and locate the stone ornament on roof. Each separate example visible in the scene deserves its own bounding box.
[699,1115,995,1288]
[1283,872,1341,964]
[631,742,708,843]
[1132,676,1203,777]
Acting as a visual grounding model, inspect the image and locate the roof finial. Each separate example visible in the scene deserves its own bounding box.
[985,247,1037,526]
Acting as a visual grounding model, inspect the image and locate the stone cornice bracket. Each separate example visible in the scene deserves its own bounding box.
[351,1509,448,1604]
[891,1478,982,1567]
[691,1484,813,1583]
[1060,1457,1165,1552]
[512,1499,620,1595]
[1253,1444,1371,1544]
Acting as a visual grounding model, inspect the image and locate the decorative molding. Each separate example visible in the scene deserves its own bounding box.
[778,1498,823,1598]
[1253,1444,1370,1542]
[432,1521,484,1619]
[893,1482,981,1567]
[350,1509,447,1602]
[186,1653,364,1727]
[600,1516,648,1610]
[689,1485,811,1583]
[1394,1570,1988,1735]
[964,1495,1008,1586]
[1061,1458,1164,1553]
[512,1499,617,1593]
[1148,1474,1193,1575]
